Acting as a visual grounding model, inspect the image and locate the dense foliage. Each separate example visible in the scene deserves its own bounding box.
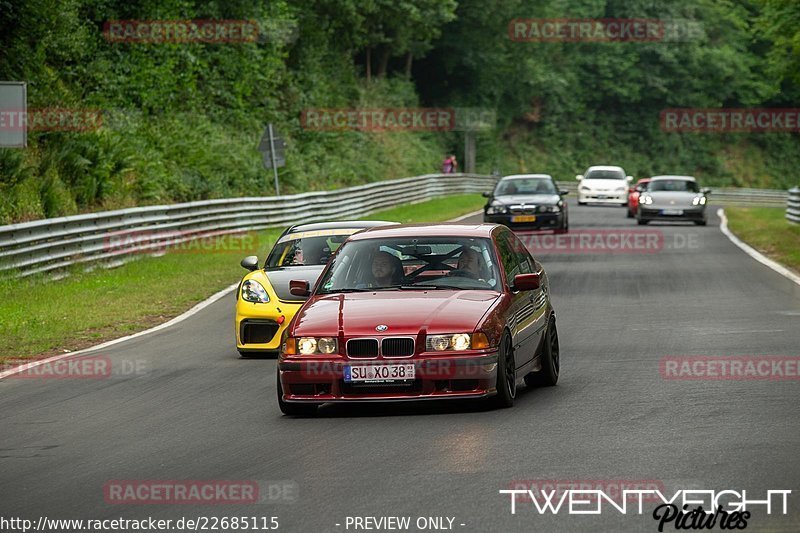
[0,0,797,223]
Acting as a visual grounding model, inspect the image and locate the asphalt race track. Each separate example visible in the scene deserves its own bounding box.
[2,201,799,532]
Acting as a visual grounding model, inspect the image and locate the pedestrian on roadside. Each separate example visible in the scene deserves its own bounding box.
[441,154,458,174]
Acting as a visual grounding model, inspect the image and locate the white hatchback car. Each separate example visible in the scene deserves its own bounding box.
[576,165,633,206]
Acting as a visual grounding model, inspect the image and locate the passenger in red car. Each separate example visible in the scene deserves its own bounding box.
[452,248,485,279]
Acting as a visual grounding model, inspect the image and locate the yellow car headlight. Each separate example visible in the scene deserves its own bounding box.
[241,280,270,303]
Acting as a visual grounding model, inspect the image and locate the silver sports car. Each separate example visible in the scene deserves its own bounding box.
[637,176,710,226]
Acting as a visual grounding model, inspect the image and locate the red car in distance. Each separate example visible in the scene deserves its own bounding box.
[627,178,651,218]
[277,223,560,416]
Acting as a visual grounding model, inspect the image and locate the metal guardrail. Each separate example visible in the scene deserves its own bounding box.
[0,173,792,277]
[0,173,496,277]
[788,187,800,224]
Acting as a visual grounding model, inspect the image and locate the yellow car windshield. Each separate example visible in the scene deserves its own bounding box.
[266,231,354,267]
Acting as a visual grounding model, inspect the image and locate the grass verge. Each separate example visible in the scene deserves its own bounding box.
[726,207,800,274]
[0,194,484,363]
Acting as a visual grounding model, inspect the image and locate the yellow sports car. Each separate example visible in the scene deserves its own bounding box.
[235,220,395,357]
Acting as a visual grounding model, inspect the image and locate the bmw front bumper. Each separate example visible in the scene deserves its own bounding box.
[484,212,565,229]
[278,353,499,402]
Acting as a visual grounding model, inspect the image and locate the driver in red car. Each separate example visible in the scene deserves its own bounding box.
[368,251,403,287]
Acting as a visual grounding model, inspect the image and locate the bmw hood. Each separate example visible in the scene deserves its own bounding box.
[492,193,560,205]
[292,291,501,337]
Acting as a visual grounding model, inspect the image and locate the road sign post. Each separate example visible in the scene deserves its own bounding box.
[268,124,280,196]
[453,108,495,174]
[258,124,286,196]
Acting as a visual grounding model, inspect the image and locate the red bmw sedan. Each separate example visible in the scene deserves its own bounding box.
[276,223,560,415]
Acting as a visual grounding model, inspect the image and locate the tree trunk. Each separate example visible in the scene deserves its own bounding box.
[366,47,372,82]
[378,48,390,77]
[404,52,413,79]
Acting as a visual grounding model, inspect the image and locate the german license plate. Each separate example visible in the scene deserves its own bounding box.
[661,209,683,215]
[512,215,536,223]
[344,364,415,383]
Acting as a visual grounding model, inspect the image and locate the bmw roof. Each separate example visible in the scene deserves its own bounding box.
[352,223,497,240]
[500,174,554,180]
[286,220,397,233]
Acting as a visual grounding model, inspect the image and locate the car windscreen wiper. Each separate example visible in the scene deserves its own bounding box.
[412,284,467,290]
[322,288,378,293]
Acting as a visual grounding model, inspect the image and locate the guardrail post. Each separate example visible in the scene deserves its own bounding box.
[787,187,800,225]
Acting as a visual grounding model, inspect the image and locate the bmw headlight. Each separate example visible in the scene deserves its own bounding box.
[486,202,508,215]
[641,195,654,205]
[297,337,338,355]
[426,333,490,351]
[542,205,561,213]
[692,196,707,206]
[579,186,590,192]
[615,186,626,192]
[241,280,270,303]
[426,333,472,351]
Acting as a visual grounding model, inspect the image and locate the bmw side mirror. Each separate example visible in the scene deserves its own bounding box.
[626,176,634,182]
[289,279,310,297]
[482,191,492,198]
[513,272,540,291]
[240,255,259,271]
[575,174,583,181]
[559,190,569,196]
[702,188,711,194]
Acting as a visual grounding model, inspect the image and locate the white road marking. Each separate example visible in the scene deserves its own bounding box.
[450,209,484,222]
[718,208,800,287]
[0,283,238,380]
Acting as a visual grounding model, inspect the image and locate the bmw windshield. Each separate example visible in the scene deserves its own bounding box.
[495,178,557,195]
[317,237,502,292]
